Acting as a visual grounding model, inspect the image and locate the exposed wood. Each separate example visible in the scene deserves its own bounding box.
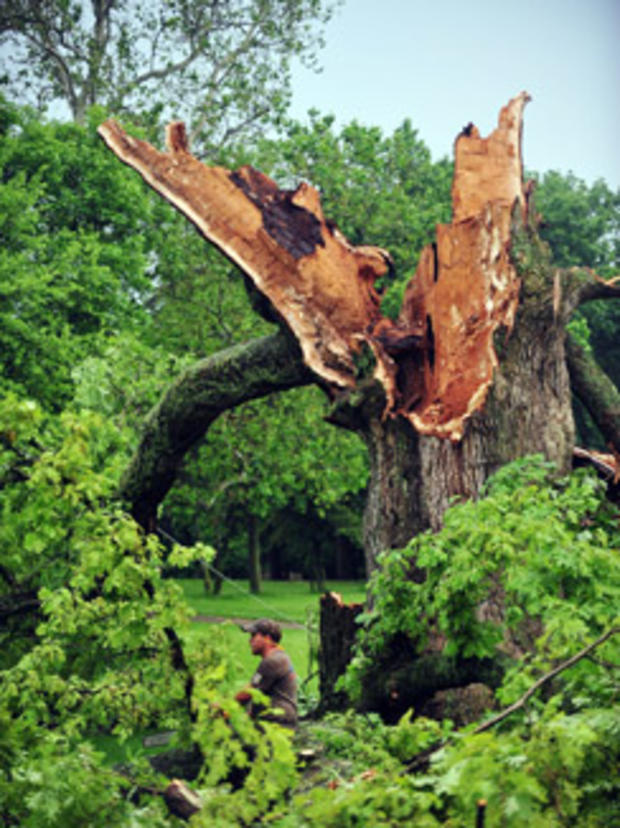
[395,93,527,439]
[573,447,619,483]
[163,779,202,820]
[98,119,392,392]
[103,94,582,569]
[99,94,527,444]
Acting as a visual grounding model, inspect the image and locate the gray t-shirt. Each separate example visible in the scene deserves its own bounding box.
[250,648,298,727]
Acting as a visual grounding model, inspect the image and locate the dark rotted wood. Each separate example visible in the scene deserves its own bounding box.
[318,591,364,711]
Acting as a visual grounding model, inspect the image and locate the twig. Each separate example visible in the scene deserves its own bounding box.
[402,626,618,773]
[474,626,618,733]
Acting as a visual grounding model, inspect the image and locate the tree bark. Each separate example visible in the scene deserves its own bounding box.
[102,95,618,566]
[248,514,261,594]
[119,331,312,530]
[566,333,620,454]
[331,246,575,571]
[318,591,364,711]
[99,96,620,719]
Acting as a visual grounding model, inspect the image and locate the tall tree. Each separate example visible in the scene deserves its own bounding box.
[99,93,620,574]
[0,0,336,149]
[0,99,152,409]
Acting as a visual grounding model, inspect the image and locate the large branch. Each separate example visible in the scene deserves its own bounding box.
[120,331,313,530]
[99,93,529,442]
[562,267,620,312]
[566,333,620,455]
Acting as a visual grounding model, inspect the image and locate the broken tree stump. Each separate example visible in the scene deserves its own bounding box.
[318,591,364,711]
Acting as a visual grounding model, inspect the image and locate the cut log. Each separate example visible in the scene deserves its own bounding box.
[163,779,202,820]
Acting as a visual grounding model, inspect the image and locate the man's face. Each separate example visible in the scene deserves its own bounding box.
[250,632,268,655]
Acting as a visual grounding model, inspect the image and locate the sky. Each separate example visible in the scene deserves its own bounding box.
[288,0,620,188]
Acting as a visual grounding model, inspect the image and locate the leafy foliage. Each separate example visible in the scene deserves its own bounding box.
[327,457,620,826]
[0,99,152,409]
[346,456,618,692]
[163,386,368,575]
[534,171,619,274]
[0,0,337,148]
[0,394,300,826]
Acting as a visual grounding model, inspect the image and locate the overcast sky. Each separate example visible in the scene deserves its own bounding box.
[289,0,620,188]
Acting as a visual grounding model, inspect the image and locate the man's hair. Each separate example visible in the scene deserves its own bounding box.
[242,618,282,642]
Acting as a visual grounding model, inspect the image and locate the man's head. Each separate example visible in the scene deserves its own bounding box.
[242,618,282,655]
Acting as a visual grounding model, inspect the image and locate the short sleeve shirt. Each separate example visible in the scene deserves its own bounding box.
[250,648,298,726]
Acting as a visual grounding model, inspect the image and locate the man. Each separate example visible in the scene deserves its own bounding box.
[235,618,298,728]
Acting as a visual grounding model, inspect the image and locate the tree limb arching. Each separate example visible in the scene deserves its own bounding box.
[560,266,620,316]
[119,331,313,530]
[566,333,620,455]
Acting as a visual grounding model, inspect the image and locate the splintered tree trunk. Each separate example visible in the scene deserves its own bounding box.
[318,591,364,710]
[100,93,619,717]
[358,303,574,570]
[99,92,618,570]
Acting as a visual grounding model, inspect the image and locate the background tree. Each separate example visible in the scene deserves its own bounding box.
[0,99,152,409]
[0,0,337,150]
[162,386,368,592]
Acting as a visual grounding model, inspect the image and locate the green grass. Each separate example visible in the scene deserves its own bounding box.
[94,580,365,765]
[179,578,366,698]
[177,577,366,625]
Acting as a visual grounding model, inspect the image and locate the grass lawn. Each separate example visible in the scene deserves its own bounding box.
[177,577,366,625]
[179,578,366,699]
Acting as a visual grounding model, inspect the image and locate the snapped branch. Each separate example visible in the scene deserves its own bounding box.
[474,626,619,734]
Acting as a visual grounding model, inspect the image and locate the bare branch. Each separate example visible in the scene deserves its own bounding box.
[402,626,618,773]
[474,626,618,733]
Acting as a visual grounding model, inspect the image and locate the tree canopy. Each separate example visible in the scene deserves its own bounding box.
[0,73,618,825]
[0,0,336,148]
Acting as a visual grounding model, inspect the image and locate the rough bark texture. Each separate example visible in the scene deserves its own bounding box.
[120,331,312,530]
[100,94,620,719]
[102,93,620,566]
[566,333,620,454]
[332,274,575,569]
[98,96,526,446]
